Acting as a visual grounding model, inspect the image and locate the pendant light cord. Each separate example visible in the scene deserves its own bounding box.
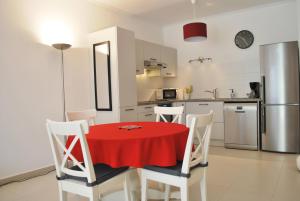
[191,0,197,19]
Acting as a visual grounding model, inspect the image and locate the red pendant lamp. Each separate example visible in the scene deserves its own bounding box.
[183,0,207,42]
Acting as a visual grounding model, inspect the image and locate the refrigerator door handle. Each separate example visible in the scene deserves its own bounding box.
[261,105,266,134]
[261,76,265,103]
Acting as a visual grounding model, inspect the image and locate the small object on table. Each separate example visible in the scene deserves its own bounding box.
[119,125,142,130]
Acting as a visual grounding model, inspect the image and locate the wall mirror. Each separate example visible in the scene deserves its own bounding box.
[93,41,112,111]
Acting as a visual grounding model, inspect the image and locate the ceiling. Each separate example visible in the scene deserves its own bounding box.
[91,0,289,24]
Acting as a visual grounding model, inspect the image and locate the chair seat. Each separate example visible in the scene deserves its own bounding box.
[57,163,129,187]
[144,161,208,178]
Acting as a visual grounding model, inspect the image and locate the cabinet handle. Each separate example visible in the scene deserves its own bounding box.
[198,104,209,106]
[144,114,153,117]
[125,109,135,111]
[144,106,153,109]
[235,110,245,113]
[150,58,157,61]
[166,73,172,75]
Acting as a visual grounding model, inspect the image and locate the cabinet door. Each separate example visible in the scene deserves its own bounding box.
[212,123,225,140]
[120,106,137,122]
[135,39,144,75]
[138,112,156,122]
[161,46,177,77]
[138,105,155,113]
[143,41,161,62]
[186,102,224,123]
[117,28,137,107]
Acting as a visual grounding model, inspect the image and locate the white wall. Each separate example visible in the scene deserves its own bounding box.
[0,0,163,179]
[136,75,164,101]
[162,1,298,98]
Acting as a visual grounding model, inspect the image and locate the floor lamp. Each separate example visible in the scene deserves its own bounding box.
[52,43,71,122]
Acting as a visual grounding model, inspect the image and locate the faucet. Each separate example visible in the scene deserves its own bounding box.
[204,88,217,99]
[229,89,236,98]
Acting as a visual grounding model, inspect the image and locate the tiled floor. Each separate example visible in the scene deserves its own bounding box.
[0,147,299,201]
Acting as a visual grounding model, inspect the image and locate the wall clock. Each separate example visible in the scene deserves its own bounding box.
[234,30,254,49]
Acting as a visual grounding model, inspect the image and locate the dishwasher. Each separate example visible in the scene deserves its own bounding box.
[224,103,258,150]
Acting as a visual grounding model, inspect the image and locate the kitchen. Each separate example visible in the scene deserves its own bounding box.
[135,37,300,154]
[1,0,300,201]
[135,35,262,149]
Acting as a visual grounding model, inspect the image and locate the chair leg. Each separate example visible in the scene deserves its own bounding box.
[141,174,148,201]
[58,183,67,201]
[200,174,207,201]
[89,187,99,201]
[124,174,132,201]
[180,181,188,201]
[164,184,170,201]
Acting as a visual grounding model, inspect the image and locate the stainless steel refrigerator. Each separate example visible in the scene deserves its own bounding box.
[260,41,300,153]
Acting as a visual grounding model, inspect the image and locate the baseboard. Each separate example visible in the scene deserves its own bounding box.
[210,139,225,147]
[0,165,55,186]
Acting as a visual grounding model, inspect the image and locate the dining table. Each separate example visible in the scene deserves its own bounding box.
[66,121,189,200]
[66,121,190,168]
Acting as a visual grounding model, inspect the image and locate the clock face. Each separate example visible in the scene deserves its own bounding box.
[235,30,254,49]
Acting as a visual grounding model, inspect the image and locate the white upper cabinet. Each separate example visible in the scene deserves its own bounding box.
[143,41,161,62]
[117,28,137,108]
[135,39,177,77]
[135,39,144,75]
[161,46,177,77]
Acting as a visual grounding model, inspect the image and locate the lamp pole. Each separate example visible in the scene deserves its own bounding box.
[52,43,71,121]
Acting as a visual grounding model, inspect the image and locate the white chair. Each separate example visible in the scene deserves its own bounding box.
[141,111,214,201]
[152,106,185,197]
[46,119,132,201]
[154,106,184,124]
[66,109,97,125]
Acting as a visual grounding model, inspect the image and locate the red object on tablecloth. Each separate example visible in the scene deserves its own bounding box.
[66,122,189,168]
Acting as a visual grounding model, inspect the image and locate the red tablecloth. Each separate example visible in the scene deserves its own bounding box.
[66,122,189,168]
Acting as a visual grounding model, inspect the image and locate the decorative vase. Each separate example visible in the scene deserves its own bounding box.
[297,156,300,171]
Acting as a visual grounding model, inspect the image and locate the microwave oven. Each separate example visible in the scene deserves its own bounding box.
[156,89,177,100]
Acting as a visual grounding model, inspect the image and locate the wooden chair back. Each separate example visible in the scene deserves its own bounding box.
[181,111,214,175]
[154,106,184,124]
[46,119,96,183]
[66,109,97,125]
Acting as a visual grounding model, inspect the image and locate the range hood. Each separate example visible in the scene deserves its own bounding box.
[144,60,166,70]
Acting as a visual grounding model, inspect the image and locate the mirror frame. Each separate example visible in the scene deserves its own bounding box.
[93,41,112,111]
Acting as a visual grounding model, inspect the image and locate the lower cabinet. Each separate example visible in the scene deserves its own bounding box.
[137,104,156,122]
[212,123,225,140]
[120,106,138,122]
[185,102,224,122]
[186,101,225,145]
[138,112,156,122]
[133,102,225,145]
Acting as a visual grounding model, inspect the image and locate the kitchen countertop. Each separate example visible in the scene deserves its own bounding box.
[138,98,261,106]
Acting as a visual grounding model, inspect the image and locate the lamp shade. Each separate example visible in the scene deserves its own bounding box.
[183,22,207,42]
[52,43,71,50]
